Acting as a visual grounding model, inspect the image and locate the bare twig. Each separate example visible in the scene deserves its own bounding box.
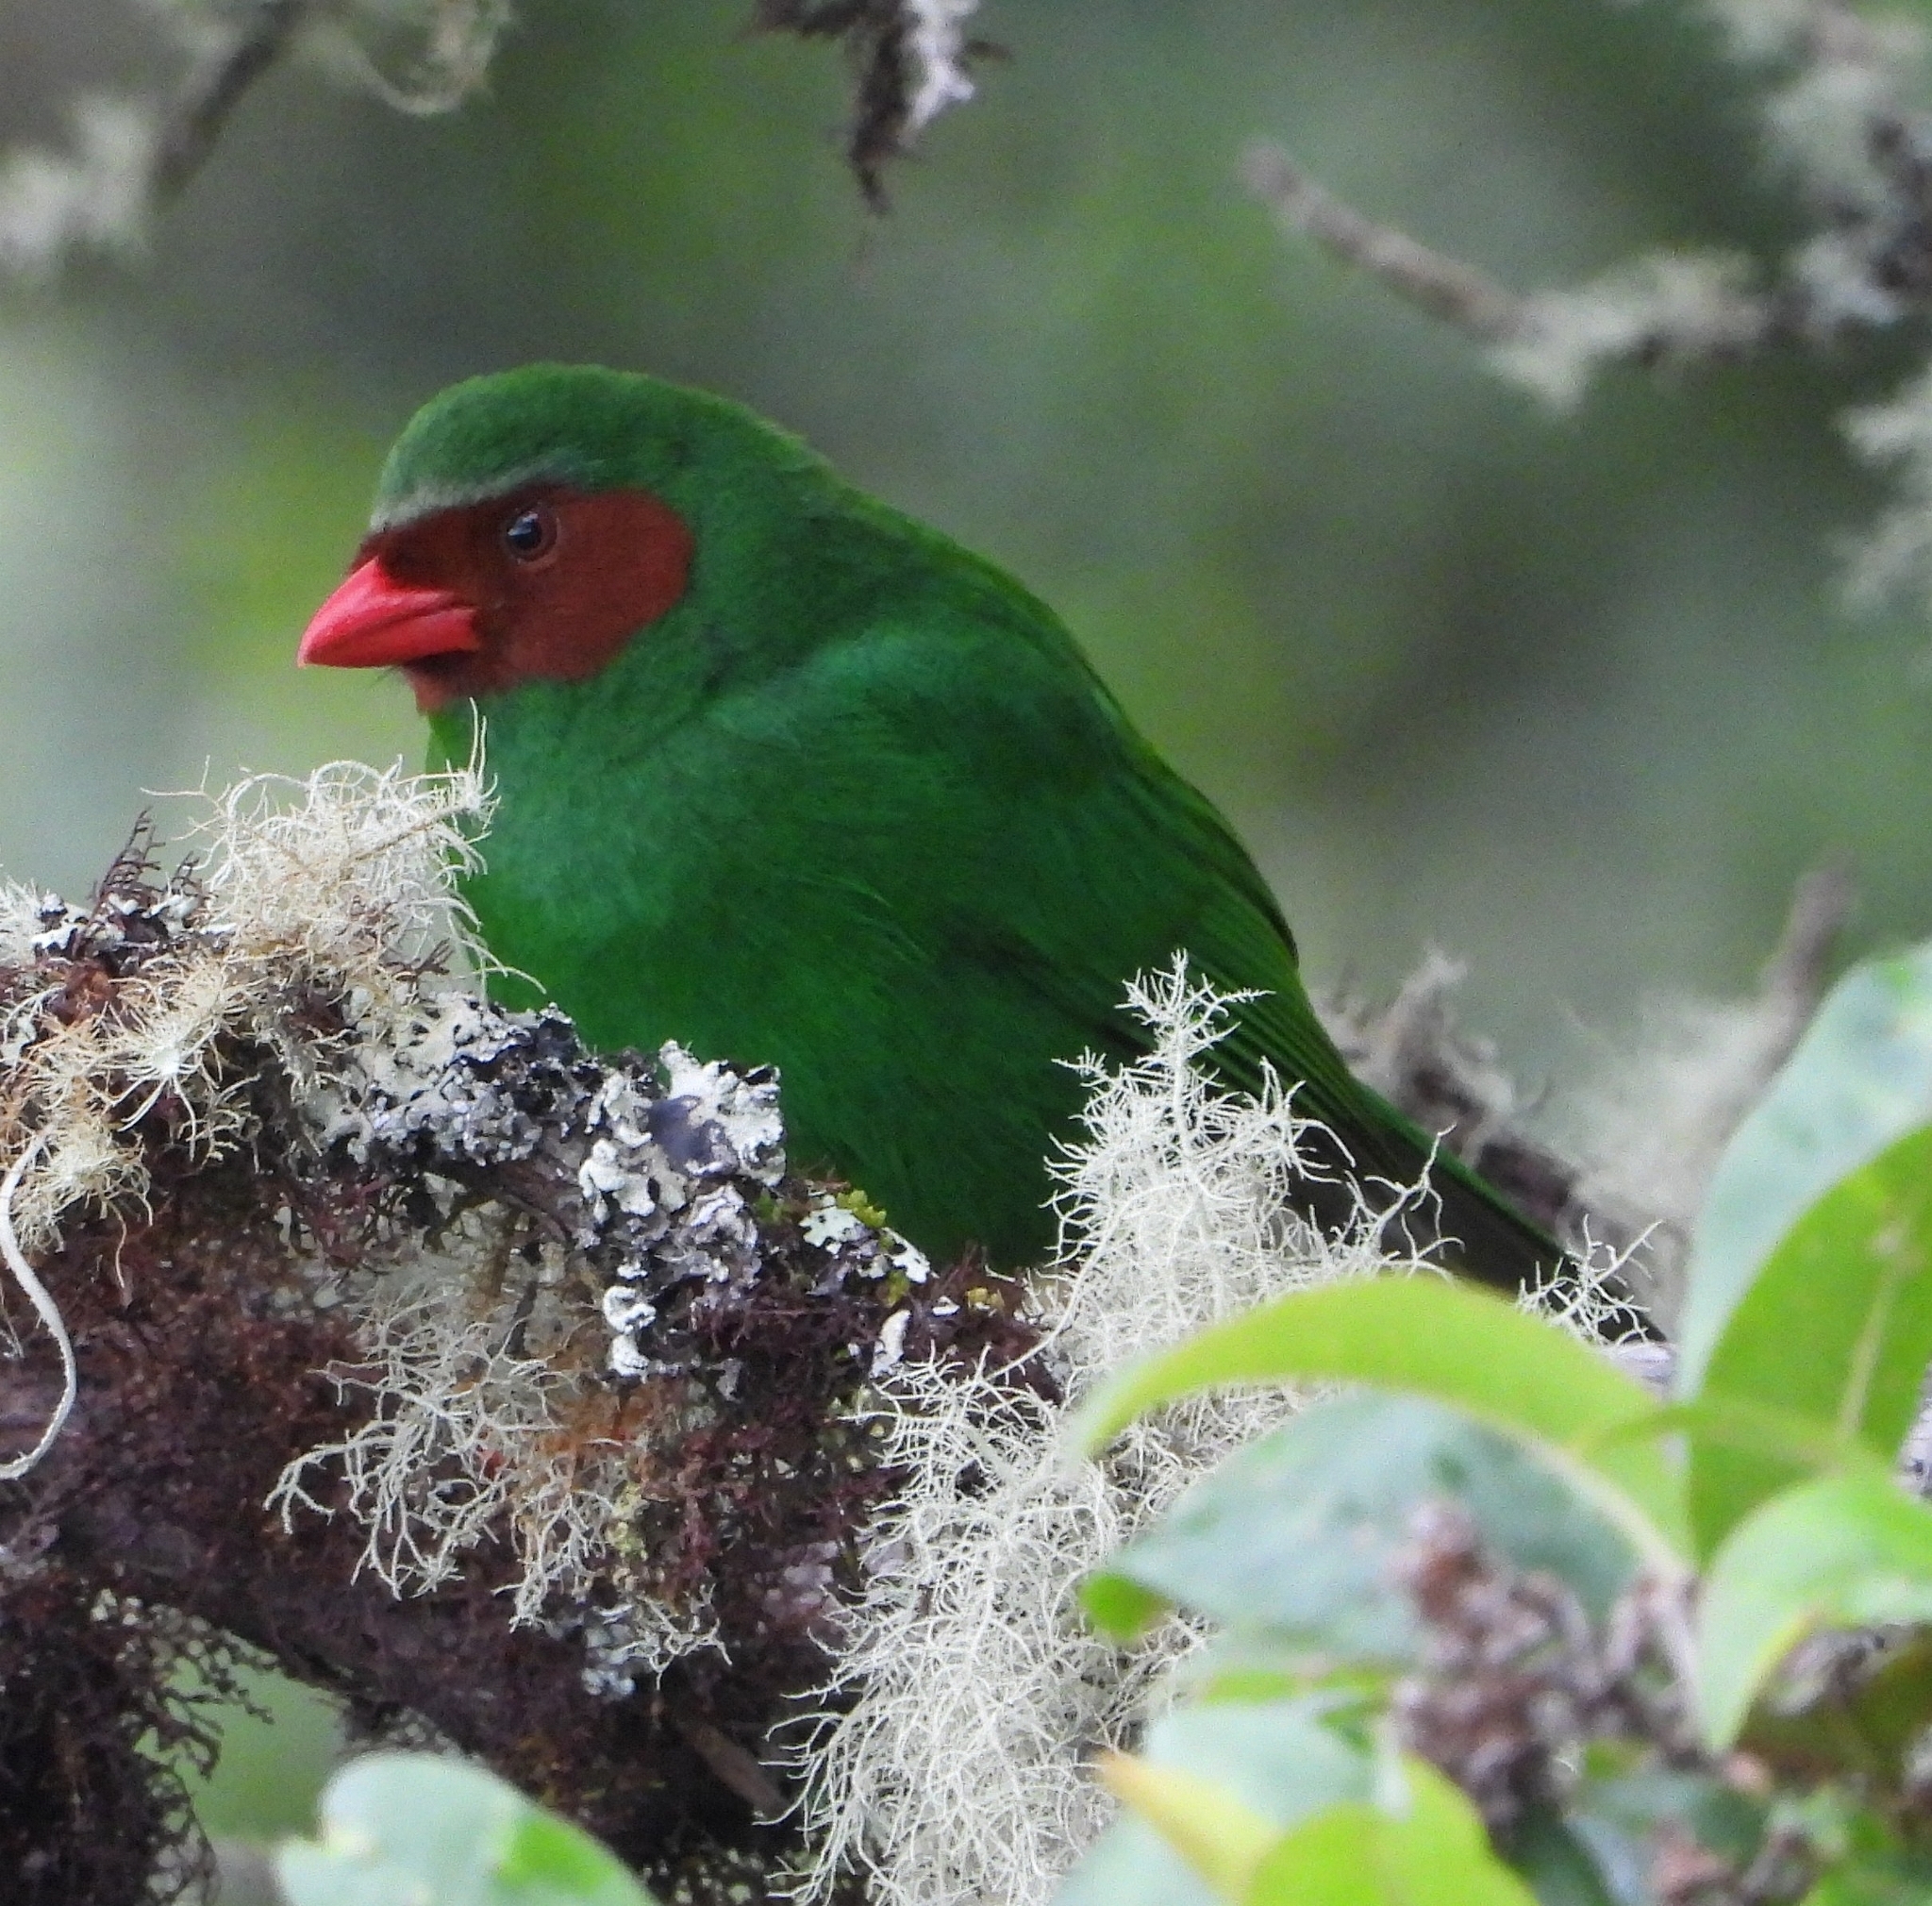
[1241,138,1785,410]
[151,0,315,207]
[0,0,996,279]
[1321,948,1593,1249]
[672,1708,791,1821]
[0,1135,70,1481]
[1747,864,1857,1087]
[1240,142,1526,343]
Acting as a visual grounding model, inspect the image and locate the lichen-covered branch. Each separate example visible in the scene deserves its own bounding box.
[0,0,505,279]
[1243,0,1932,406]
[0,767,1031,1905]
[1562,866,1853,1323]
[1319,868,1853,1328]
[149,0,315,207]
[1240,144,1530,343]
[0,765,1828,1906]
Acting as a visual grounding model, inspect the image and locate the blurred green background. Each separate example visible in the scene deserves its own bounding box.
[6,0,1929,1847]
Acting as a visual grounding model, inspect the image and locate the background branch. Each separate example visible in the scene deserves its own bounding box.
[1240,142,1526,343]
[151,0,315,207]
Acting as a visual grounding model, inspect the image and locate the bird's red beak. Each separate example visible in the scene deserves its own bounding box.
[298,558,481,669]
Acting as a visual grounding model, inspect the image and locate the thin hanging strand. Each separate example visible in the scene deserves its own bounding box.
[0,1135,75,1479]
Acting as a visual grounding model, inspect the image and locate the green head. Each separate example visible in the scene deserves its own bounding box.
[369,364,828,534]
[297,364,853,717]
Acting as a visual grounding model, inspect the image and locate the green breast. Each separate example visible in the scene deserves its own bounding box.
[434,616,1169,1269]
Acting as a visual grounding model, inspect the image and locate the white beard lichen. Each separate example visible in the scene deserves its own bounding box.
[0,760,492,1488]
[0,758,491,1258]
[786,960,1440,1906]
[901,0,983,136]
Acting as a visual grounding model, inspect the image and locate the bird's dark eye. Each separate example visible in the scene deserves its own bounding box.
[501,505,558,563]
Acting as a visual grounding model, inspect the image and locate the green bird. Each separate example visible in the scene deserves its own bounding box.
[298,363,1561,1288]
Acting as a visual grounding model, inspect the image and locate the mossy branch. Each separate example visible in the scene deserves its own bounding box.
[0,768,1028,1906]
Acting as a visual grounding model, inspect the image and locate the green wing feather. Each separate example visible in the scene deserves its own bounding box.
[1092,751,1562,1289]
[888,634,1562,1288]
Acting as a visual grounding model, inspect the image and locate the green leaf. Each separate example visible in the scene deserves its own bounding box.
[1084,1393,1636,1656]
[1504,1805,1619,1906]
[1054,1820,1220,1906]
[1083,1570,1173,1637]
[1605,1397,1888,1476]
[1071,1279,1683,1563]
[1179,1644,1392,1712]
[1696,1474,1932,1750]
[1143,1697,1374,1823]
[1245,1757,1538,1906]
[1094,1739,1532,1906]
[1057,1697,1372,1906]
[1798,1850,1932,1906]
[1244,1804,1384,1905]
[1559,1768,1763,1904]
[1679,942,1932,1394]
[1688,1123,1932,1556]
[1099,1754,1281,1899]
[275,1753,658,1906]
